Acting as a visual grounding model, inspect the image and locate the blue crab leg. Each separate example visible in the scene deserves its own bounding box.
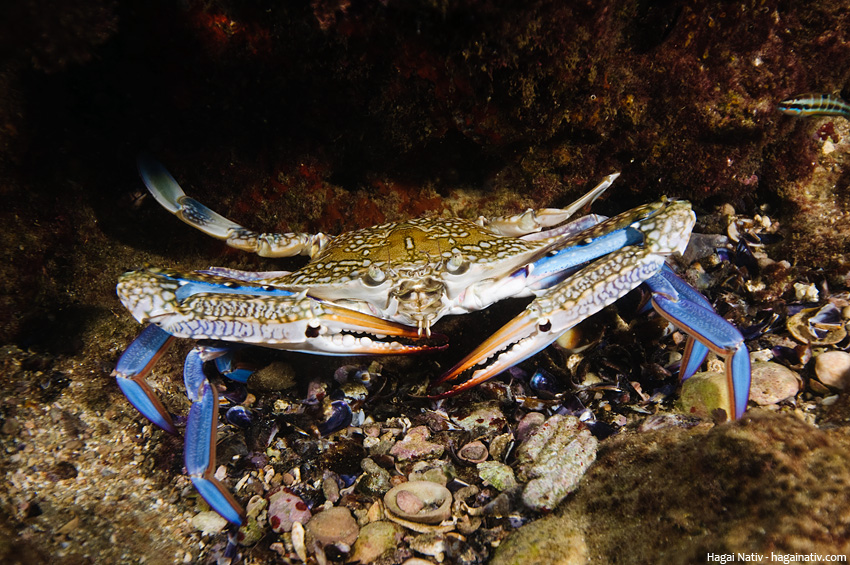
[112,324,177,434]
[645,270,751,420]
[183,364,245,525]
[138,156,329,258]
[655,265,711,380]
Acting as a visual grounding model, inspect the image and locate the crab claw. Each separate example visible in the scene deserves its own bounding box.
[305,301,447,354]
[118,268,445,355]
[430,304,561,398]
[432,248,666,398]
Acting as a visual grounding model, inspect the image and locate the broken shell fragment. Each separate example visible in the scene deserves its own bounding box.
[787,304,846,345]
[383,481,452,524]
[457,440,489,464]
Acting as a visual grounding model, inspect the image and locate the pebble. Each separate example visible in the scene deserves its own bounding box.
[323,476,340,503]
[477,461,517,491]
[814,350,850,390]
[267,489,312,533]
[516,415,598,511]
[488,432,514,462]
[350,521,403,563]
[191,511,228,535]
[305,506,360,546]
[357,457,393,496]
[408,459,454,485]
[454,401,507,435]
[748,362,801,405]
[389,426,444,462]
[679,371,731,419]
[516,412,546,442]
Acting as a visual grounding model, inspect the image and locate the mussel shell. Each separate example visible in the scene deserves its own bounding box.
[317,400,353,436]
[225,405,253,428]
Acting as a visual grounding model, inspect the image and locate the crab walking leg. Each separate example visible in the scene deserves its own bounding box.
[480,173,619,236]
[112,324,177,434]
[183,349,245,525]
[645,271,751,420]
[656,265,712,380]
[138,156,329,258]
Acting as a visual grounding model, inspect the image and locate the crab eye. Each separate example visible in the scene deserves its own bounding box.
[446,253,469,275]
[362,265,386,286]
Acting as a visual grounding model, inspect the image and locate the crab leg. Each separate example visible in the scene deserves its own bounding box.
[138,156,330,258]
[480,173,619,236]
[112,324,177,434]
[183,348,246,525]
[645,269,751,419]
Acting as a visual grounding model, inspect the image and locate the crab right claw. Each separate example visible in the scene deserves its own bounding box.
[432,199,751,420]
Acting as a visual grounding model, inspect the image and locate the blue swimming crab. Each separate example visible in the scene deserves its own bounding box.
[114,157,751,526]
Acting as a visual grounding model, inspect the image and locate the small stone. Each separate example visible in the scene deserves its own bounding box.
[350,521,403,563]
[323,476,340,503]
[396,489,425,514]
[408,459,454,485]
[679,371,731,419]
[356,457,393,496]
[245,494,267,518]
[749,362,801,405]
[477,461,517,491]
[488,433,514,462]
[305,506,360,546]
[191,511,228,535]
[408,533,449,562]
[237,515,265,546]
[814,350,850,390]
[389,426,444,462]
[516,412,546,442]
[268,489,312,533]
[247,361,297,391]
[454,401,507,435]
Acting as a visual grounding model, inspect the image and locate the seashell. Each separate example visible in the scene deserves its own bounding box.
[225,405,253,428]
[317,400,353,436]
[383,481,452,525]
[529,369,564,397]
[787,304,846,345]
[457,440,489,464]
[220,380,247,404]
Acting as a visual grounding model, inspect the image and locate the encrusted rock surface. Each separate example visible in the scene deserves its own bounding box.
[494,412,850,565]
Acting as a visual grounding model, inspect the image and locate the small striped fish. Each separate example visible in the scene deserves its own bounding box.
[778,93,850,118]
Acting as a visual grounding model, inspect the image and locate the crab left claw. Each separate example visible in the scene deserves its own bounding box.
[433,201,751,420]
